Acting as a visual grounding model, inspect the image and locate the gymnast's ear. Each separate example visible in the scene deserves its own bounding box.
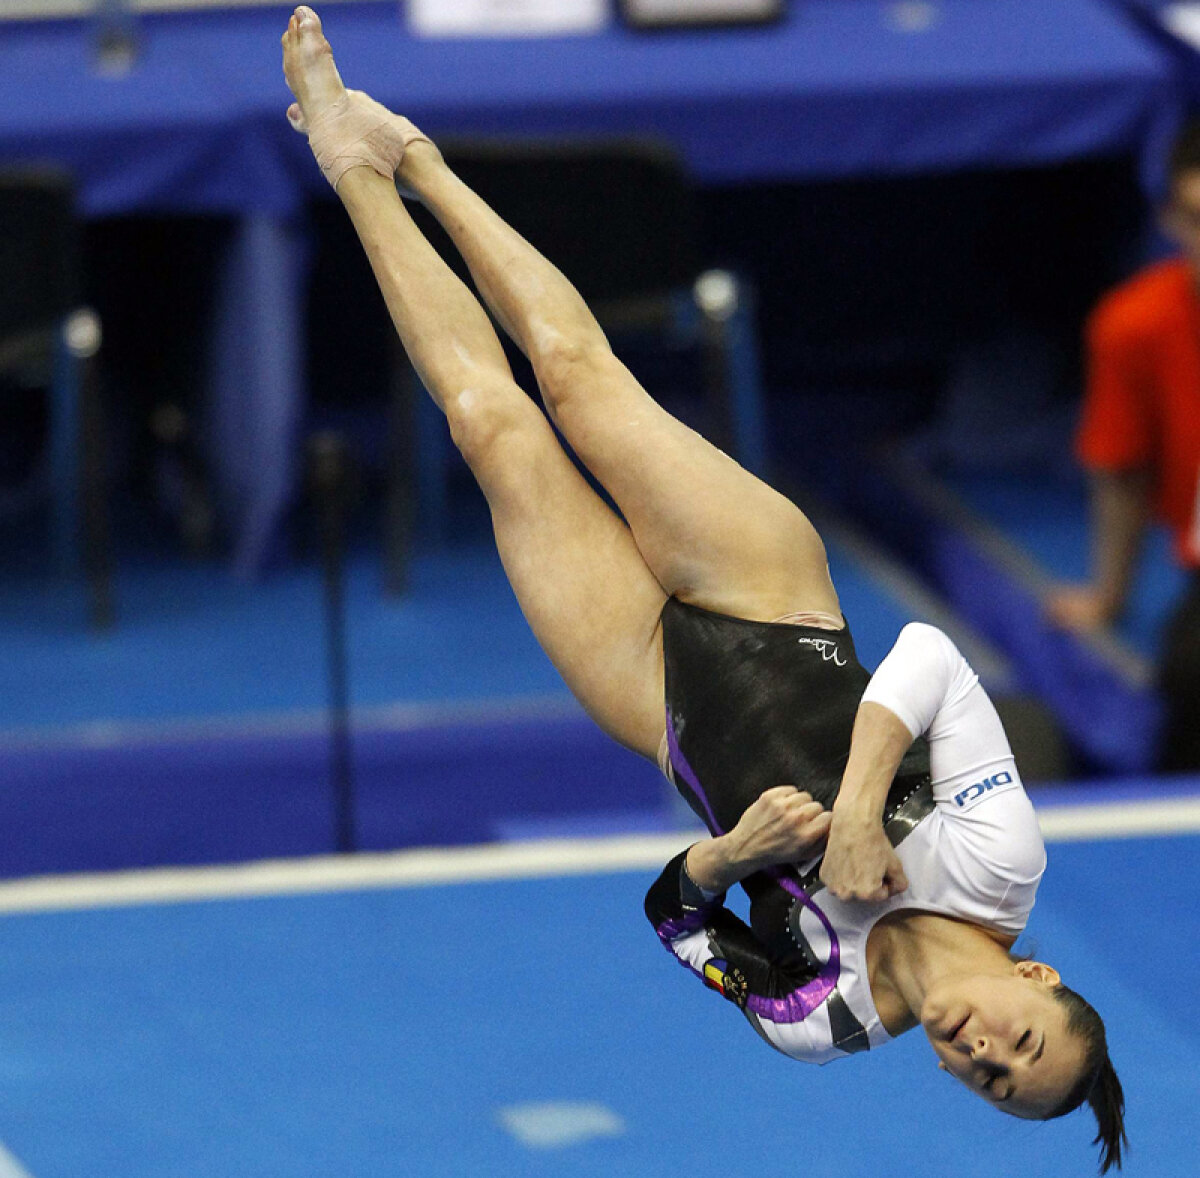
[1014,960,1061,986]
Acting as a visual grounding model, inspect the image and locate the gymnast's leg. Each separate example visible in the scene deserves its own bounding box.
[394,127,841,625]
[282,7,666,759]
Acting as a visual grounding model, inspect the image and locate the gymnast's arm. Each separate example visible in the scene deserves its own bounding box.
[645,788,831,1009]
[644,849,787,1012]
[820,621,983,902]
[685,785,831,894]
[819,702,914,902]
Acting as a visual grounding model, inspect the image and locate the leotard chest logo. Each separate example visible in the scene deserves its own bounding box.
[796,637,847,666]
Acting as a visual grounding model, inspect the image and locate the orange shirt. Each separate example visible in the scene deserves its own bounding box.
[1078,258,1200,567]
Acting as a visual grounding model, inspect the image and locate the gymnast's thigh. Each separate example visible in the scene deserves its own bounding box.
[539,350,840,624]
[474,393,669,760]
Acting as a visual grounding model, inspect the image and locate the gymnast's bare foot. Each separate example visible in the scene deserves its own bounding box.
[281,6,440,193]
[281,5,345,133]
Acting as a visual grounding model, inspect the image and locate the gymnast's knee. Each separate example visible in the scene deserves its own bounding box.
[445,382,538,474]
[530,331,615,418]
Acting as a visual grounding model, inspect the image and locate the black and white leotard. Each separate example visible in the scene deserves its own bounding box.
[645,604,1045,1064]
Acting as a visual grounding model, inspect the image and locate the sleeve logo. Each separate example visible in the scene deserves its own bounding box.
[952,770,1015,810]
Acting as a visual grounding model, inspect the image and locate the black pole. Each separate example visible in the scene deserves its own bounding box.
[309,431,356,855]
[67,308,115,632]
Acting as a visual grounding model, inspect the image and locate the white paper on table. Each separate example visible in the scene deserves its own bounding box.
[407,0,609,38]
[1162,3,1200,50]
[623,0,778,21]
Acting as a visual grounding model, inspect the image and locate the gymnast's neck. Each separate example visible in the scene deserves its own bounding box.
[867,910,1018,1036]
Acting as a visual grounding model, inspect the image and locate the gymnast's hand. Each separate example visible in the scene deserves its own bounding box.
[685,787,832,894]
[725,786,834,875]
[819,810,908,903]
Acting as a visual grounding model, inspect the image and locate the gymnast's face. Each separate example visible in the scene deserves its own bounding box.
[1164,170,1200,274]
[920,961,1086,1120]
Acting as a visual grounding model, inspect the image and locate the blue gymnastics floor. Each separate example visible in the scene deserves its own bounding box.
[0,829,1194,1178]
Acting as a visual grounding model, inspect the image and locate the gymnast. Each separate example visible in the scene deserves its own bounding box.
[280,8,1125,1170]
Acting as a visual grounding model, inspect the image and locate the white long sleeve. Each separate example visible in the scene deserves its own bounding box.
[861,622,1016,805]
[860,623,1045,931]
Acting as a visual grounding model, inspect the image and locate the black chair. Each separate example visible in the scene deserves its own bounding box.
[383,138,766,592]
[0,168,112,628]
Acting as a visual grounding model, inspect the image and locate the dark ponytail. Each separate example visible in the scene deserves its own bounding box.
[1047,984,1127,1174]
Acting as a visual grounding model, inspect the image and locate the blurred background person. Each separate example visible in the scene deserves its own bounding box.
[1049,119,1200,772]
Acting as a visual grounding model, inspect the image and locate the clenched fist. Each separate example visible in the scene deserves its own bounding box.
[685,786,834,895]
[726,786,833,875]
[819,810,908,902]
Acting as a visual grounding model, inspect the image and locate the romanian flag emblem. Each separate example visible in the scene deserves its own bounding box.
[702,959,730,995]
[702,958,748,1007]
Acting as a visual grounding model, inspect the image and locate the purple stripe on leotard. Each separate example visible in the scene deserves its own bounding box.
[655,911,711,941]
[664,708,725,835]
[661,708,841,1024]
[742,868,840,1024]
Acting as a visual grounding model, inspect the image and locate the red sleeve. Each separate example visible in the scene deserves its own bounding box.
[1076,303,1156,472]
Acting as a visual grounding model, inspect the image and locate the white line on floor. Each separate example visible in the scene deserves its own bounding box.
[1037,796,1200,841]
[0,693,582,752]
[0,1142,34,1178]
[0,833,697,915]
[0,796,1196,915]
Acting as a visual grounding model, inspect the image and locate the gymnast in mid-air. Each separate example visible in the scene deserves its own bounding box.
[280,8,1125,1170]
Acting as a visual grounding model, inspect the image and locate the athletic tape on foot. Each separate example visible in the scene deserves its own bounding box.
[302,90,430,191]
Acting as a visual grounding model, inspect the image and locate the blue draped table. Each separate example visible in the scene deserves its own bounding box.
[0,0,1179,571]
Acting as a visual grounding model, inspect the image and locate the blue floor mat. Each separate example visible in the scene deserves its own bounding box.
[0,543,563,731]
[0,830,1193,1177]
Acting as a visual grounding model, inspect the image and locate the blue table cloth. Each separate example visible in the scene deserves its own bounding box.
[0,0,1180,571]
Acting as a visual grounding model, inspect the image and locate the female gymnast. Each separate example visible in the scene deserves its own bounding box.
[280,9,1125,1170]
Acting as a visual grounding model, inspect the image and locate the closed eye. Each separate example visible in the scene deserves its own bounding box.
[984,1074,1012,1102]
[1016,1029,1030,1051]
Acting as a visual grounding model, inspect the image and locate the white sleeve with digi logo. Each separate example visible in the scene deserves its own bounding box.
[862,624,1046,933]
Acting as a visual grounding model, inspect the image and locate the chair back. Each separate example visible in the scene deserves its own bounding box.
[0,168,79,341]
[420,138,700,315]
